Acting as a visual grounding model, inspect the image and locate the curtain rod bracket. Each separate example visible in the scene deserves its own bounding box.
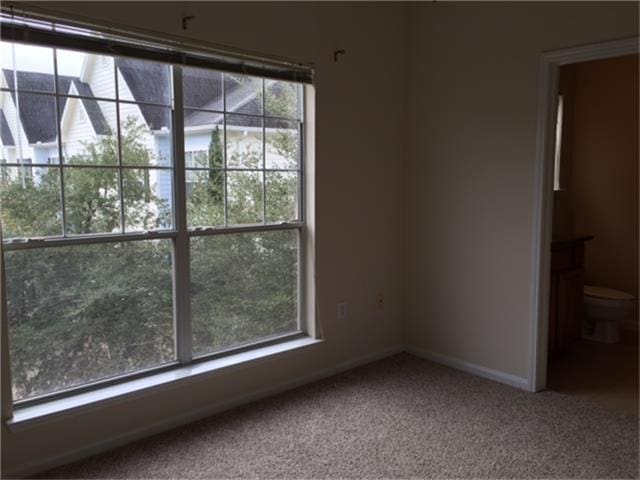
[333,49,346,63]
[182,15,194,31]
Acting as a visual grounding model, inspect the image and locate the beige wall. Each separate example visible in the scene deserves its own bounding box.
[562,55,639,310]
[404,2,638,378]
[2,1,639,476]
[1,2,408,475]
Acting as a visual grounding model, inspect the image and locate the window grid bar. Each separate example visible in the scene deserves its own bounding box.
[187,221,302,237]
[222,74,228,227]
[52,46,67,237]
[262,78,267,225]
[114,61,126,234]
[185,167,299,173]
[0,87,172,111]
[297,85,307,332]
[0,87,302,124]
[2,230,178,251]
[0,163,174,170]
[298,89,306,224]
[171,66,192,365]
[1,222,303,251]
[187,107,300,124]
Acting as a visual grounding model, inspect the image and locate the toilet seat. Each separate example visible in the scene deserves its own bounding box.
[584,285,635,301]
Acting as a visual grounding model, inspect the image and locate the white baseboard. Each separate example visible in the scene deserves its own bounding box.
[406,346,530,391]
[7,344,403,479]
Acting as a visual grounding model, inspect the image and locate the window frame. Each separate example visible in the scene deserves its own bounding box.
[0,17,312,409]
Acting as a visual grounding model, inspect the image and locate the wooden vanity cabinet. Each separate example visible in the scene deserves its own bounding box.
[548,236,593,357]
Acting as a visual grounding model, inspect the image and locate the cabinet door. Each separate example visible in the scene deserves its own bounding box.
[557,268,584,345]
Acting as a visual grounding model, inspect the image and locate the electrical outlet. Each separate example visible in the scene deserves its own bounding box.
[338,301,348,320]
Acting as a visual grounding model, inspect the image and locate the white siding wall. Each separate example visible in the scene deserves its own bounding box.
[0,89,34,163]
[59,85,101,158]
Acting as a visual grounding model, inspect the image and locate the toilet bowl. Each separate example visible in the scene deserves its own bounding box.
[583,285,636,343]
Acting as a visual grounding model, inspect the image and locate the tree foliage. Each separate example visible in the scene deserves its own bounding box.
[1,107,300,400]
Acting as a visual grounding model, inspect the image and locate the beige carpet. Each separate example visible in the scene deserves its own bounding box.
[40,354,639,479]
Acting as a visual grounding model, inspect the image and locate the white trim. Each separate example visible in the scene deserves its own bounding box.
[529,36,639,392]
[8,337,322,430]
[6,344,403,479]
[406,346,529,391]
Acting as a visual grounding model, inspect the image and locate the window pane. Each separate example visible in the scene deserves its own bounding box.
[190,230,299,357]
[186,169,225,227]
[61,98,118,165]
[1,42,54,93]
[227,170,263,225]
[1,94,19,161]
[183,67,223,111]
[8,92,59,162]
[224,74,262,115]
[123,168,173,231]
[266,171,298,223]
[5,240,175,401]
[0,166,61,238]
[226,114,262,169]
[119,104,172,166]
[117,58,171,106]
[265,80,301,119]
[265,118,299,170]
[57,49,116,99]
[184,109,223,168]
[64,167,121,234]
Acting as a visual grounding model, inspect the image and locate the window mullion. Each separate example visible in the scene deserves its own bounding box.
[171,66,192,364]
[52,47,67,237]
[261,78,266,224]
[114,60,126,233]
[222,74,228,227]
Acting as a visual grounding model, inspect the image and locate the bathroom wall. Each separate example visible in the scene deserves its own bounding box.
[563,55,639,321]
[405,2,639,379]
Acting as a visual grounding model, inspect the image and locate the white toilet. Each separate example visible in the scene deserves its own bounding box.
[583,285,636,343]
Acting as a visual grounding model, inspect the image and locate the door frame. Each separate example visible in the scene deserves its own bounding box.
[528,36,639,392]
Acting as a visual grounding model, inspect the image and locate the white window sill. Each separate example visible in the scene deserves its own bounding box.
[7,336,322,431]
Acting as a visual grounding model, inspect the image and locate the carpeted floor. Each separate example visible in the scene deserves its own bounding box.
[40,354,639,479]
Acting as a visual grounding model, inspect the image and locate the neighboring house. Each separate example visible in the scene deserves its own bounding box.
[1,57,298,229]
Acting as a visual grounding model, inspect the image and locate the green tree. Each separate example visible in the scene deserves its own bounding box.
[1,111,299,401]
[207,126,224,202]
[1,118,174,400]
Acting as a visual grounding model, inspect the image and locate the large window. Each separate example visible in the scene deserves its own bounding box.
[0,16,309,404]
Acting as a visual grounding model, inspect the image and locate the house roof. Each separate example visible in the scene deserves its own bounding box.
[3,70,69,143]
[1,70,108,143]
[115,58,264,130]
[2,64,291,145]
[115,58,171,130]
[0,110,15,146]
[71,80,110,135]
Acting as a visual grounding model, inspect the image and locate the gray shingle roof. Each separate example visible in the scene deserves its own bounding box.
[2,70,70,143]
[0,110,15,146]
[116,59,264,130]
[72,80,110,135]
[2,70,108,143]
[2,65,291,145]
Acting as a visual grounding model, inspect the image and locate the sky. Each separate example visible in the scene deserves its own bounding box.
[0,42,84,77]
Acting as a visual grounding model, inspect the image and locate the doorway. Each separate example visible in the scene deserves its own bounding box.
[529,38,639,414]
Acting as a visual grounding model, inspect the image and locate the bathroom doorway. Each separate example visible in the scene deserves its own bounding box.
[545,53,639,415]
[529,39,639,416]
